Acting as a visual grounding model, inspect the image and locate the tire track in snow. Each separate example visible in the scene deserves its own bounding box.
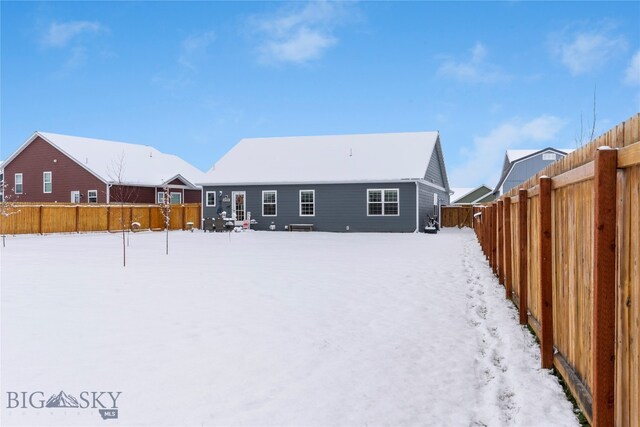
[463,238,517,426]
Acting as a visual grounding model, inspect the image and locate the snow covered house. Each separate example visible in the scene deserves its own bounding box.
[493,148,574,196]
[450,185,495,204]
[1,132,206,204]
[198,132,451,232]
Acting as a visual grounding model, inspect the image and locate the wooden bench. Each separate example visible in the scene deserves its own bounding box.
[288,224,314,232]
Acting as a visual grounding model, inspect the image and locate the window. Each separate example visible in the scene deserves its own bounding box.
[157,192,165,204]
[367,189,399,216]
[542,153,556,161]
[299,190,315,216]
[88,190,98,203]
[206,191,216,207]
[262,191,277,216]
[170,192,182,204]
[15,173,23,194]
[43,171,52,193]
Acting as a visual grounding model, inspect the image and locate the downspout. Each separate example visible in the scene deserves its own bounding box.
[414,181,419,233]
[106,183,110,204]
[200,187,204,229]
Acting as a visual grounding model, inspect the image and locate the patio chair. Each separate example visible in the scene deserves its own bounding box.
[214,216,226,232]
[203,218,215,232]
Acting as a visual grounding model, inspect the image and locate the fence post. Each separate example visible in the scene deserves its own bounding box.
[592,148,617,426]
[485,206,490,258]
[518,189,528,325]
[497,200,504,285]
[487,203,493,269]
[491,203,496,270]
[538,176,553,369]
[38,205,43,235]
[504,197,512,300]
[75,205,80,233]
[486,206,490,258]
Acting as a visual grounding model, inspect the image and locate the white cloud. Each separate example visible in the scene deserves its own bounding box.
[261,27,335,64]
[448,115,565,188]
[437,42,511,84]
[42,21,105,48]
[251,1,350,65]
[624,51,640,85]
[63,46,88,71]
[549,24,627,75]
[179,31,216,70]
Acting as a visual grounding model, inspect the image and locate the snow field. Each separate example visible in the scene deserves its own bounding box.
[1,229,578,426]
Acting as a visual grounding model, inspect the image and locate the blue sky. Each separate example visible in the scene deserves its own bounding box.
[2,1,639,188]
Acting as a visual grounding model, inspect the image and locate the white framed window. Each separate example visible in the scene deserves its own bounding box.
[542,153,557,161]
[15,173,23,194]
[299,190,315,216]
[43,171,52,193]
[262,190,277,216]
[367,189,399,216]
[206,191,216,207]
[170,192,182,204]
[88,190,98,203]
[157,192,165,204]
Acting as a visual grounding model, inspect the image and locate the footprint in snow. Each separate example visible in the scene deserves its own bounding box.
[476,305,488,319]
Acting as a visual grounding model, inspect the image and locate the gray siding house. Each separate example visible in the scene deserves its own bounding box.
[198,132,450,232]
[493,148,574,196]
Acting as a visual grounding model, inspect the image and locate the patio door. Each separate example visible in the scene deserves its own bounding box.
[232,191,246,221]
[71,191,80,203]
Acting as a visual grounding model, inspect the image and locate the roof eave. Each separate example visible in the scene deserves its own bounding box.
[196,178,424,186]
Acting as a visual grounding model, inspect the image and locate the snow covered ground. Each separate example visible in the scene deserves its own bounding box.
[1,229,578,426]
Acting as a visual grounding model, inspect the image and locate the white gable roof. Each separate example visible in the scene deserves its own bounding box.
[201,132,440,185]
[32,132,206,187]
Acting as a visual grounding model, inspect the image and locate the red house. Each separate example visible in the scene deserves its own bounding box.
[1,132,205,204]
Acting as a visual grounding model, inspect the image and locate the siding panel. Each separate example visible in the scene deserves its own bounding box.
[425,142,446,188]
[4,136,107,203]
[202,183,418,232]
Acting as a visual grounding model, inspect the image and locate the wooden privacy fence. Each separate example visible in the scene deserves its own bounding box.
[441,205,474,228]
[0,203,201,235]
[474,113,639,427]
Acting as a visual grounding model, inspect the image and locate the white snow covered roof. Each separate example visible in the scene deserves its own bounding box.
[12,132,206,187]
[200,132,440,185]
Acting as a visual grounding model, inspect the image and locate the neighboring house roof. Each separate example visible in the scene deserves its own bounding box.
[450,188,474,200]
[200,131,443,185]
[450,185,493,204]
[3,132,206,188]
[494,147,575,195]
[475,192,497,203]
